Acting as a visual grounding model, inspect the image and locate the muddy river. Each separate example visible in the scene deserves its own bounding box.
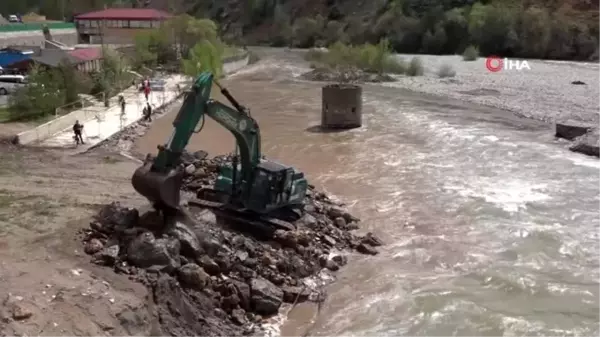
[135,49,599,336]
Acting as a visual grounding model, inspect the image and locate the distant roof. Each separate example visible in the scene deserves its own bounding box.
[6,45,42,55]
[68,48,103,62]
[30,49,79,67]
[75,8,171,20]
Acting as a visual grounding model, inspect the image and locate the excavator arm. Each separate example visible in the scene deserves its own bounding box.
[132,72,261,210]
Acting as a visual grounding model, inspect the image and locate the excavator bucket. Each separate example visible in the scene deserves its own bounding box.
[131,162,184,210]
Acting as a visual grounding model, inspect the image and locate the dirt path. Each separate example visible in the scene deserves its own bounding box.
[0,145,155,336]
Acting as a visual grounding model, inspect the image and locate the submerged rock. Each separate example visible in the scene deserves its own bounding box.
[570,128,599,157]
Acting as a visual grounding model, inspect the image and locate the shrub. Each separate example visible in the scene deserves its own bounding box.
[406,57,424,76]
[383,57,406,74]
[304,39,405,74]
[304,48,327,62]
[437,63,456,78]
[462,45,479,61]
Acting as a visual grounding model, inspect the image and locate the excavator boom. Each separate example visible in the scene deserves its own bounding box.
[132,72,262,211]
[132,71,307,232]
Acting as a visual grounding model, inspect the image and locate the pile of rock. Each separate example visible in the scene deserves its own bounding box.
[81,152,382,335]
[301,66,395,84]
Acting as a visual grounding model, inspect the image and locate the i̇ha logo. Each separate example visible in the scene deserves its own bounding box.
[485,56,531,72]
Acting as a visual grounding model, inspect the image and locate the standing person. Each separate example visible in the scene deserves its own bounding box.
[143,82,151,101]
[119,95,126,116]
[143,103,152,122]
[146,103,152,121]
[73,120,84,145]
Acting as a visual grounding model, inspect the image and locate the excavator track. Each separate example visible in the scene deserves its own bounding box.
[187,189,297,232]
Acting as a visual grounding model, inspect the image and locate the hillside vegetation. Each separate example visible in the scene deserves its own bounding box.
[1,0,598,60]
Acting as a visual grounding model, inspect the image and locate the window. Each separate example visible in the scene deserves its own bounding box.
[139,20,151,28]
[130,20,142,28]
[119,20,128,28]
[90,20,97,27]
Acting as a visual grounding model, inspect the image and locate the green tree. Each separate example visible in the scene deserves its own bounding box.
[163,14,222,58]
[421,26,447,54]
[9,65,65,121]
[292,17,321,48]
[442,8,469,53]
[181,40,224,78]
[516,7,551,58]
[469,4,518,55]
[57,60,79,104]
[323,21,346,46]
[93,48,128,96]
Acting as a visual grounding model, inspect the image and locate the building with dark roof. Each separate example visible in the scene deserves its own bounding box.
[0,46,40,71]
[74,8,172,44]
[7,47,104,73]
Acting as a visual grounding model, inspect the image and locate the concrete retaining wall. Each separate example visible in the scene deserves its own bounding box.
[15,53,250,145]
[0,29,78,48]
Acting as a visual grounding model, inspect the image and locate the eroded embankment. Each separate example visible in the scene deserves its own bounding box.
[80,152,382,335]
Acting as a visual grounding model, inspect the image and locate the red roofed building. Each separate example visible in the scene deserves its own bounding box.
[74,8,172,44]
[68,48,103,72]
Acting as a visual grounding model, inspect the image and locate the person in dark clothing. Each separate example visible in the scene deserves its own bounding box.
[143,103,152,122]
[119,95,126,115]
[73,120,84,145]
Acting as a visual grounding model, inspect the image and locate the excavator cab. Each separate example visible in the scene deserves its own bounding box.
[246,160,307,213]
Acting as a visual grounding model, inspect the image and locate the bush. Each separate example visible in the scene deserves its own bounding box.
[406,57,424,76]
[437,63,456,78]
[462,45,479,61]
[304,40,405,74]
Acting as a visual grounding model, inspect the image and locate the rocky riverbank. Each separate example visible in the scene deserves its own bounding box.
[80,152,382,336]
[381,54,600,125]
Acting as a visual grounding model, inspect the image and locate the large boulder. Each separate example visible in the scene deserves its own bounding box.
[555,120,594,140]
[167,221,204,258]
[249,277,283,316]
[177,263,210,290]
[127,232,180,270]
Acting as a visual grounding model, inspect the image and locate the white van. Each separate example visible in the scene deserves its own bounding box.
[0,75,27,95]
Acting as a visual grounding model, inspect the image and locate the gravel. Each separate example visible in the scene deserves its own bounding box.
[383,54,599,124]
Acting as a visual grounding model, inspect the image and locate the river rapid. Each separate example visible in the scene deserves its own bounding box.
[135,48,599,336]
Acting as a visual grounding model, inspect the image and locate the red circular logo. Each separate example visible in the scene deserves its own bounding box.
[486,56,503,72]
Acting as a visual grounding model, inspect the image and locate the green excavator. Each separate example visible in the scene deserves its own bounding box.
[131,72,308,230]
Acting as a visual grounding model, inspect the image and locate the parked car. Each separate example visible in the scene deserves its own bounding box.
[0,74,27,95]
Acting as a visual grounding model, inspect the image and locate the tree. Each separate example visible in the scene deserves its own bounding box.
[93,48,128,95]
[516,7,551,58]
[9,64,65,121]
[181,40,223,78]
[57,60,79,103]
[134,29,173,68]
[292,17,321,48]
[162,15,222,59]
